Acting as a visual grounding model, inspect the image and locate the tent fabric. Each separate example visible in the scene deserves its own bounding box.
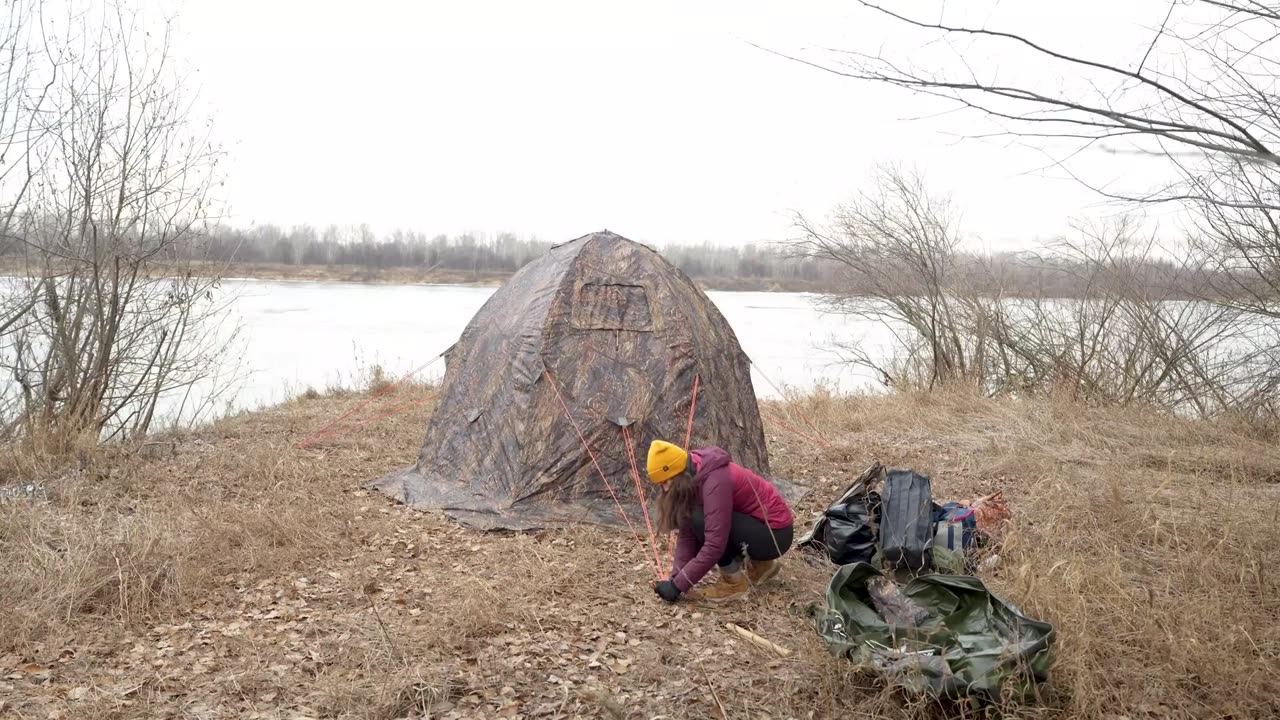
[818,562,1055,701]
[370,230,788,530]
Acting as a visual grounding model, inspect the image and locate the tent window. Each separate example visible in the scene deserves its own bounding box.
[572,283,653,331]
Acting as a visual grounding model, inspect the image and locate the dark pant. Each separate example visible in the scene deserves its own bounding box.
[690,509,794,568]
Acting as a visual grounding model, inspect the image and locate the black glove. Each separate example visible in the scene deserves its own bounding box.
[655,579,681,603]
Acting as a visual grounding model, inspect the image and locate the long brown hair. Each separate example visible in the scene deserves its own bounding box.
[656,467,699,533]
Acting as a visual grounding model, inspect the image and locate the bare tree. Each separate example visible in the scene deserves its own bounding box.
[774,0,1280,422]
[789,2,1280,174]
[791,164,1272,419]
[776,2,1280,302]
[768,3,1259,271]
[0,1,239,445]
[0,0,58,338]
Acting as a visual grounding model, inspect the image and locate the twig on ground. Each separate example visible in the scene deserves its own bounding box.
[696,657,729,720]
[726,623,793,658]
[364,584,404,666]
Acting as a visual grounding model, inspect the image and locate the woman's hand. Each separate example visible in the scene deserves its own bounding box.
[654,579,681,603]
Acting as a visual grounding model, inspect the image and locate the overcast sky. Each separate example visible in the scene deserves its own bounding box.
[170,0,1183,250]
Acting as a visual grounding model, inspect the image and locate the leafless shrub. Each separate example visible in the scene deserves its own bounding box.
[792,164,1280,424]
[791,164,979,389]
[985,222,1276,418]
[0,1,240,447]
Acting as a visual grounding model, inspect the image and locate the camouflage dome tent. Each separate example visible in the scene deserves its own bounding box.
[370,230,781,531]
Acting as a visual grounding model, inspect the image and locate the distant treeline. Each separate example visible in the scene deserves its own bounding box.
[0,222,1212,298]
[189,224,834,286]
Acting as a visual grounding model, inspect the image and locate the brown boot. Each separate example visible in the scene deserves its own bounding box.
[747,558,781,586]
[697,568,749,602]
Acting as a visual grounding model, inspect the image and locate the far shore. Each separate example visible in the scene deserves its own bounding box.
[0,258,838,294]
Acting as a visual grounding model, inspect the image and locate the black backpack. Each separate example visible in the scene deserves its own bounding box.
[797,464,883,565]
[821,489,882,566]
[878,469,935,572]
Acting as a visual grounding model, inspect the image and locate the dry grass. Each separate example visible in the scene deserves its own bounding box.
[2,386,1279,719]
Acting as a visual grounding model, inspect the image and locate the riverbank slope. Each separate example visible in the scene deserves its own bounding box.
[2,389,1277,719]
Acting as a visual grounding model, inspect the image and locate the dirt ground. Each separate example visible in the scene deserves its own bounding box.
[3,388,1279,719]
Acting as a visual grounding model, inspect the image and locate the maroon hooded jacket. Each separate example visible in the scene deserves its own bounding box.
[670,446,793,592]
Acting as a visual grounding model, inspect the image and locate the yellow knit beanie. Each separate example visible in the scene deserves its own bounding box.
[646,440,688,484]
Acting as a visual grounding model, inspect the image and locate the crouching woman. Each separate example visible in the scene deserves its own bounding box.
[648,440,795,603]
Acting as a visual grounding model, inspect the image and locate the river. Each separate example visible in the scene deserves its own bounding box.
[218,278,890,417]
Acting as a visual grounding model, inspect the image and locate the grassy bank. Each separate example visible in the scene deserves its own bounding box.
[2,389,1278,719]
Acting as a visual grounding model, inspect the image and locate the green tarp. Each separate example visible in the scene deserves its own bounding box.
[817,562,1055,701]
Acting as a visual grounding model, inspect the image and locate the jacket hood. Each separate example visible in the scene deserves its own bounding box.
[690,446,731,479]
